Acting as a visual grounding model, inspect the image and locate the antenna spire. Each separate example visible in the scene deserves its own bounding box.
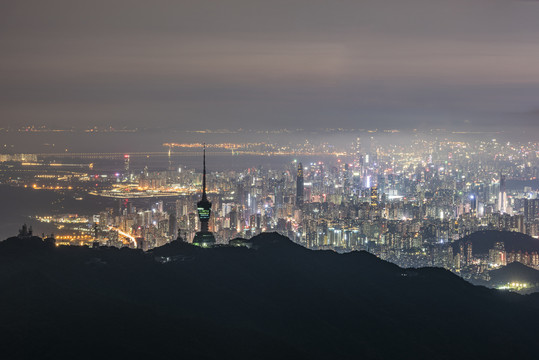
[202,143,207,200]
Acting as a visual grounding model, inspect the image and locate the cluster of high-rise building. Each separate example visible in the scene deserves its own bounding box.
[15,135,538,280]
[94,199,176,250]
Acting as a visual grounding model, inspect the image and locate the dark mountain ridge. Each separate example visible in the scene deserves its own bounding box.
[1,232,538,359]
[451,230,539,254]
[489,262,539,286]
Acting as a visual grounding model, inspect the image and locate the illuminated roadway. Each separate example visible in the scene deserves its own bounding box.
[108,226,137,248]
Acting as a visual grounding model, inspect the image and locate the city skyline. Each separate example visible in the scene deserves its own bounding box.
[2,2,539,358]
[1,132,538,291]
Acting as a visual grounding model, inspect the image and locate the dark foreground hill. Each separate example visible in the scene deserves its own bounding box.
[451,230,539,254]
[1,233,539,360]
[489,262,539,286]
[470,261,539,294]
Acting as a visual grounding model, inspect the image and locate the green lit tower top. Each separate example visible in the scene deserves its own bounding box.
[193,145,215,247]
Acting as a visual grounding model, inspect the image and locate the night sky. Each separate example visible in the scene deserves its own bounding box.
[2,0,539,131]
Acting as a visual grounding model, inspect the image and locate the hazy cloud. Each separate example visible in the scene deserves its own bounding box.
[1,0,539,131]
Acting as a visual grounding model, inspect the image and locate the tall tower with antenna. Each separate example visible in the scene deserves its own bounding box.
[193,145,216,247]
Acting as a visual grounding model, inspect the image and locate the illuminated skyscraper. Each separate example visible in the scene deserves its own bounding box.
[498,172,506,213]
[489,241,506,266]
[370,185,379,218]
[470,194,477,216]
[466,242,473,266]
[193,146,216,247]
[370,185,378,207]
[296,162,304,207]
[524,199,539,222]
[353,137,361,169]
